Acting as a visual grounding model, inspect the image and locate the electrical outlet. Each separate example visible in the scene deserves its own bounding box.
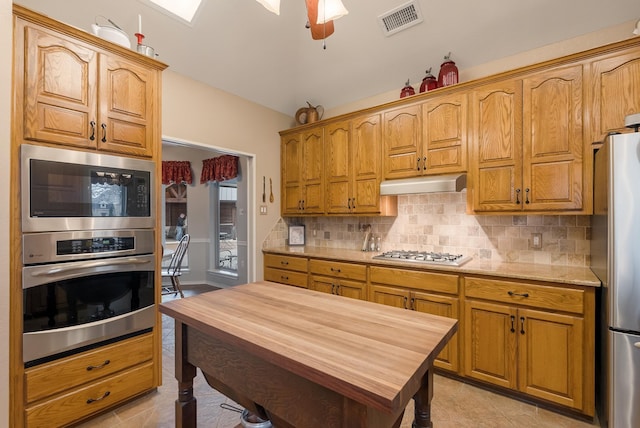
[532,233,542,249]
[259,205,268,215]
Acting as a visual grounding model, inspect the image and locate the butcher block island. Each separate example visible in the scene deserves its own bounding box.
[160,281,458,428]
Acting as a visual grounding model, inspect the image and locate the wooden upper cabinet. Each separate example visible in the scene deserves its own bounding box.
[383,104,422,179]
[470,64,585,213]
[325,114,382,214]
[301,128,325,214]
[470,79,523,212]
[522,65,584,212]
[97,54,157,157]
[423,92,468,174]
[22,24,98,149]
[281,129,324,215]
[589,46,640,142]
[17,17,162,158]
[281,133,303,215]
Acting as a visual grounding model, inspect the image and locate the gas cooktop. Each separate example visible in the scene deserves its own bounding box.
[372,251,472,267]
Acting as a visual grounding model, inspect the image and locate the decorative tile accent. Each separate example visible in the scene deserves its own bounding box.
[263,191,592,267]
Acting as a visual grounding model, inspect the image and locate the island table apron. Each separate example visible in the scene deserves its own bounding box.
[160,281,458,428]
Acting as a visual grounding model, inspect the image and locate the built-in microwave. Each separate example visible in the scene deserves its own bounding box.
[21,144,156,232]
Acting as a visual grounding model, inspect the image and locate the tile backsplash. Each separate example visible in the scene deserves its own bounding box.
[263,191,591,267]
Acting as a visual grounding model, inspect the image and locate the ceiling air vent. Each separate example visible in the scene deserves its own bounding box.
[378,1,423,37]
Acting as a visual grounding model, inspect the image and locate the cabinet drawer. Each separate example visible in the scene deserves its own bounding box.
[25,362,154,428]
[309,259,367,281]
[370,266,459,295]
[265,267,308,288]
[264,253,308,272]
[25,333,154,403]
[464,277,584,314]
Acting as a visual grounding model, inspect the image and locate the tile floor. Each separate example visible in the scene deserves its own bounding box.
[75,285,599,428]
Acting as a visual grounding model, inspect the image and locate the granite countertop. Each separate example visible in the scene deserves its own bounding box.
[263,246,601,287]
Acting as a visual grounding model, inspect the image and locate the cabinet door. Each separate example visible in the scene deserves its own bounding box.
[522,65,584,211]
[22,24,98,149]
[325,121,351,213]
[589,47,640,142]
[464,300,517,389]
[369,285,410,309]
[383,104,422,179]
[470,80,523,212]
[336,279,367,301]
[351,114,382,214]
[281,134,303,215]
[309,275,336,295]
[98,54,156,157]
[518,308,584,409]
[412,291,459,372]
[301,128,324,214]
[423,92,468,174]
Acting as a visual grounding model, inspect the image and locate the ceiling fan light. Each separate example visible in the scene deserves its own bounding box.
[256,0,280,15]
[316,0,349,24]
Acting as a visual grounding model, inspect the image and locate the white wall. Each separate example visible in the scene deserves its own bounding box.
[324,19,639,118]
[161,70,291,281]
[1,0,10,425]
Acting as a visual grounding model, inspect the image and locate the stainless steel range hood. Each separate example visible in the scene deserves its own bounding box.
[380,174,466,195]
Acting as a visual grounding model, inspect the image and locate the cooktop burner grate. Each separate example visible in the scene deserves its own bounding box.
[372,251,471,267]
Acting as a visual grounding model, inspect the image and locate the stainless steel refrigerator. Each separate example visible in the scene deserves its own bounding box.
[591,130,640,428]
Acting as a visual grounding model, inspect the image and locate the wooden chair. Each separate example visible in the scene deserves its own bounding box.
[162,234,190,298]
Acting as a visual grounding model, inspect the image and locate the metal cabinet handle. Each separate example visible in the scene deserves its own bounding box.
[515,188,521,204]
[330,267,341,273]
[335,284,340,295]
[100,123,107,142]
[347,198,352,209]
[331,284,336,294]
[410,297,415,310]
[525,188,530,204]
[280,275,288,281]
[403,296,408,309]
[89,121,96,141]
[301,200,305,210]
[280,261,289,265]
[416,158,421,171]
[422,156,427,170]
[510,315,515,333]
[520,317,525,335]
[508,291,530,298]
[86,359,110,371]
[351,198,355,209]
[87,391,110,404]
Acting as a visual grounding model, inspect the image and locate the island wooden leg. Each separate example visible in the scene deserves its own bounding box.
[175,321,197,428]
[412,369,434,428]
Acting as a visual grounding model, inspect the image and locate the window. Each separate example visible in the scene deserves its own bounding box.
[165,183,187,241]
[217,183,237,272]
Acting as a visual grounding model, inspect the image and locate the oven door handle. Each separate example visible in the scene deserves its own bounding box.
[30,257,152,277]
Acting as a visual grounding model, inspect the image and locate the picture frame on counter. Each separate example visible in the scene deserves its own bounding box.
[288,225,305,246]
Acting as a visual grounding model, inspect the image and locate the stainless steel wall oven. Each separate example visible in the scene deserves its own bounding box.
[22,229,156,367]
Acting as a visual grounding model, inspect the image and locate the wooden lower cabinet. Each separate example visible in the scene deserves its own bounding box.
[463,276,594,415]
[24,333,155,427]
[309,258,367,300]
[263,253,309,288]
[369,266,460,373]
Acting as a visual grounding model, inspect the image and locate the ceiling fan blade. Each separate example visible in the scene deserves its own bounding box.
[305,0,335,40]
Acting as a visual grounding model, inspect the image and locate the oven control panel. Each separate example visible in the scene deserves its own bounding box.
[23,229,154,265]
[57,237,135,255]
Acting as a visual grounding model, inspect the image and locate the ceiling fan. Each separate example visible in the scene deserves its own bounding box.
[255,0,349,41]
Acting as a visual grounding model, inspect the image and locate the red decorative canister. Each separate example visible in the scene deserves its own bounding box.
[419,67,438,93]
[437,53,459,88]
[400,79,415,98]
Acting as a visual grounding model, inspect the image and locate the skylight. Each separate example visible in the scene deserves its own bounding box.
[146,0,202,23]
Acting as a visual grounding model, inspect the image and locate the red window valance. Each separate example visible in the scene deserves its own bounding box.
[200,155,239,183]
[162,161,193,185]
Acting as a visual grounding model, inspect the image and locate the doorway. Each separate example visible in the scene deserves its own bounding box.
[162,139,254,287]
